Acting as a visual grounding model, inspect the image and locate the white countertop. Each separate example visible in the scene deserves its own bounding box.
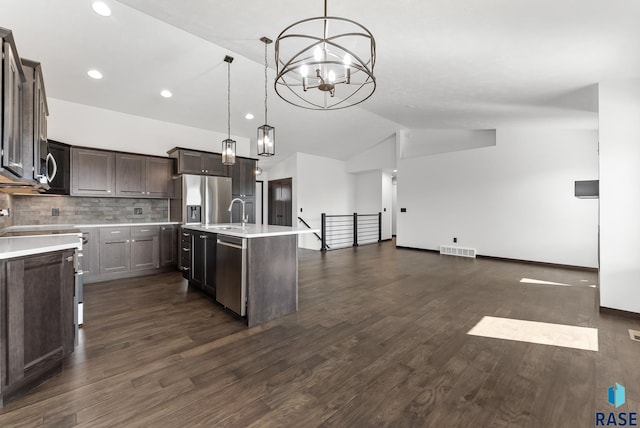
[2,222,180,231]
[0,234,82,260]
[183,223,320,239]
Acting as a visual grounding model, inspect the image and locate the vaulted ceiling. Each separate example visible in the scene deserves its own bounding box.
[3,0,639,167]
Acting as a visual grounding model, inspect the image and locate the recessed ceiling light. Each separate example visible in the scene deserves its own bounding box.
[91,1,112,17]
[393,169,398,173]
[245,113,254,120]
[160,90,173,98]
[87,69,103,79]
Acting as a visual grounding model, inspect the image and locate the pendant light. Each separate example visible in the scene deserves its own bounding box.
[258,37,275,156]
[222,55,236,166]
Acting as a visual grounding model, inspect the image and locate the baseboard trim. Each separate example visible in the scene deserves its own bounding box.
[395,245,598,271]
[600,306,640,320]
[84,266,178,284]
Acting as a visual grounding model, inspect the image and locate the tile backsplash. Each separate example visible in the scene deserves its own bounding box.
[10,195,168,225]
[0,193,12,228]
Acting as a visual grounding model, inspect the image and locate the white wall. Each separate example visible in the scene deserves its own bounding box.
[296,153,355,250]
[346,134,396,173]
[399,129,496,159]
[396,128,599,268]
[47,98,251,157]
[599,80,640,313]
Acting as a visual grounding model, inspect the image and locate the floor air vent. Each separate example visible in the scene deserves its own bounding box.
[440,245,477,258]
[629,329,640,343]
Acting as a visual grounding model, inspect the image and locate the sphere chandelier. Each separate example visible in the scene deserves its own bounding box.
[274,0,376,110]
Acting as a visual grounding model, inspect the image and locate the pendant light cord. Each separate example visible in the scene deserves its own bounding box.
[227,61,231,140]
[264,40,268,124]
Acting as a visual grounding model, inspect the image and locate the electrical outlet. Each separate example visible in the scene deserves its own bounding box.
[0,208,9,217]
[134,208,143,215]
[52,208,60,216]
[300,208,303,212]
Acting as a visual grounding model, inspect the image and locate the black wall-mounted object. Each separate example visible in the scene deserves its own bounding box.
[400,208,407,213]
[575,180,599,199]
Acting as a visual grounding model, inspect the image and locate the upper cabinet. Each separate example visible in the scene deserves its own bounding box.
[1,31,26,179]
[22,58,48,184]
[71,147,173,198]
[71,147,115,196]
[228,157,257,197]
[168,148,225,176]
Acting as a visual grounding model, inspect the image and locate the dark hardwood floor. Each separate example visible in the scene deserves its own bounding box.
[1,241,639,427]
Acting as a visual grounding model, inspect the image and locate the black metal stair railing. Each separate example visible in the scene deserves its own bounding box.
[297,217,327,248]
[320,212,382,251]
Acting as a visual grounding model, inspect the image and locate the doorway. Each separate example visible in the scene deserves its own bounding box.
[268,178,292,226]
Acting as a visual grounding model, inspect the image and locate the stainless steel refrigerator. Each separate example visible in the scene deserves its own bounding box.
[170,175,232,224]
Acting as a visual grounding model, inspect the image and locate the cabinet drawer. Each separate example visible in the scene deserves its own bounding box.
[99,227,131,242]
[131,225,159,238]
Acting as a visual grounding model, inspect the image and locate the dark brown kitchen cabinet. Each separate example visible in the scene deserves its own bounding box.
[1,37,25,178]
[21,58,48,185]
[79,227,99,282]
[130,225,159,271]
[189,231,216,296]
[160,224,177,267]
[115,154,172,198]
[179,228,191,278]
[146,157,172,198]
[168,148,225,176]
[228,157,256,198]
[115,153,145,197]
[99,226,130,274]
[71,147,115,196]
[0,249,75,406]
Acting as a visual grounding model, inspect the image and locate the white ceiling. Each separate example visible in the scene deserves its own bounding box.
[3,0,640,167]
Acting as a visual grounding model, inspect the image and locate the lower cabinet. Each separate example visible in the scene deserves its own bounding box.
[159,225,177,267]
[85,224,177,284]
[0,249,75,406]
[184,229,217,296]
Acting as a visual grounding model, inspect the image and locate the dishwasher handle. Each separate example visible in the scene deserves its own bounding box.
[217,239,244,250]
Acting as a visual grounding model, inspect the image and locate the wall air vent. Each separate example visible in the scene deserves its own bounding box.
[440,245,477,258]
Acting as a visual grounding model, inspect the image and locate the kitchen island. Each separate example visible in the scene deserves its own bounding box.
[182,223,318,327]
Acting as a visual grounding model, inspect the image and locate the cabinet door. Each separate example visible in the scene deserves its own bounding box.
[71,148,115,196]
[190,233,206,288]
[179,150,204,174]
[203,232,217,296]
[160,225,177,267]
[202,153,225,176]
[2,41,24,177]
[99,227,131,274]
[115,153,146,197]
[130,236,159,271]
[146,157,172,198]
[229,158,256,197]
[80,228,100,281]
[4,250,75,388]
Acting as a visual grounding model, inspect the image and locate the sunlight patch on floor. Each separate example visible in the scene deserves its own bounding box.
[467,316,599,351]
[520,277,597,288]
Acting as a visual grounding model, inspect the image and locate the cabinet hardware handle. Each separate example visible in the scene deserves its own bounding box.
[182,233,189,236]
[66,256,74,262]
[183,267,190,271]
[131,239,135,242]
[111,231,121,234]
[140,229,149,232]
[107,190,111,193]
[199,235,207,239]
[182,248,190,252]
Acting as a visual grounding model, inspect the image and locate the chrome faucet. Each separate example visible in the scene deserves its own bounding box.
[228,197,248,227]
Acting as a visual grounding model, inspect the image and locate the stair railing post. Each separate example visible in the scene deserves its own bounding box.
[353,212,359,247]
[321,213,327,251]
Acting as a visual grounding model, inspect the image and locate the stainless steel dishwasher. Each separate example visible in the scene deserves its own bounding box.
[215,235,247,316]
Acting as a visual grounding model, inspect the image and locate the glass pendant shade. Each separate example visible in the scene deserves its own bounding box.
[257,124,275,156]
[221,55,236,165]
[222,138,236,165]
